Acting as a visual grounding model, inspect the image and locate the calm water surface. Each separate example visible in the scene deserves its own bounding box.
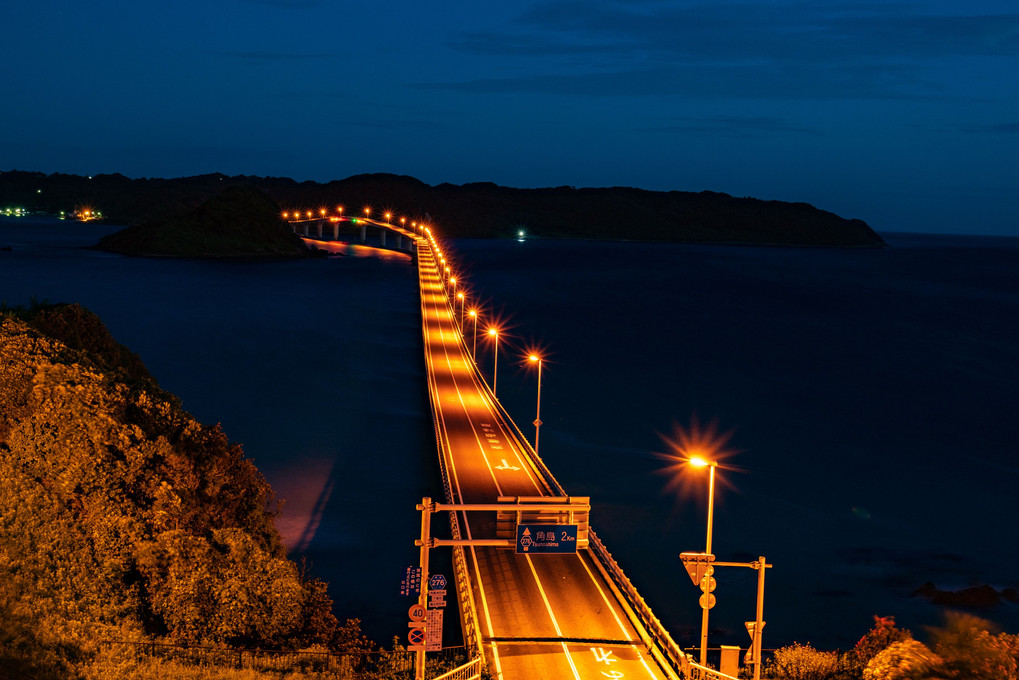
[3,217,1017,650]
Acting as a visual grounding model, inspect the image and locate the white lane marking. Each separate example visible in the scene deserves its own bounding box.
[576,556,663,678]
[577,554,634,641]
[495,459,520,471]
[525,556,582,680]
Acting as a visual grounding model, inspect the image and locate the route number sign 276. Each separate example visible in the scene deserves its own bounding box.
[516,524,578,554]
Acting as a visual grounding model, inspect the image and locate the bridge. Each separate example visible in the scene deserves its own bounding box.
[290,212,738,680]
[287,211,420,258]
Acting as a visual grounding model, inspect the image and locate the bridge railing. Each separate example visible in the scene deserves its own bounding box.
[466,341,697,680]
[419,242,486,666]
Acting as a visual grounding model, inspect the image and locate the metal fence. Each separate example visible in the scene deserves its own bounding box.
[431,657,482,680]
[104,640,471,678]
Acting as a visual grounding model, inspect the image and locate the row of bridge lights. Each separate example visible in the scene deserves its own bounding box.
[425,229,546,457]
[280,206,545,454]
[280,206,432,233]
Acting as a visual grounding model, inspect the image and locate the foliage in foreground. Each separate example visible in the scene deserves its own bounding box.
[765,614,1019,680]
[0,303,367,678]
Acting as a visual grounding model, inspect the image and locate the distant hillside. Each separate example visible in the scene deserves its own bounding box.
[97,185,312,257]
[1,169,884,247]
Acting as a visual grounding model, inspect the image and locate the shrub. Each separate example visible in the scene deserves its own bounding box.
[765,642,844,680]
[853,616,913,669]
[863,640,942,680]
[928,613,1016,680]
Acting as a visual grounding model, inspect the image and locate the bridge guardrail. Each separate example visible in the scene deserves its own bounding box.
[418,242,485,666]
[461,307,696,680]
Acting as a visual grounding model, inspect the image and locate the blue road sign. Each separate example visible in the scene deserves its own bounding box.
[429,574,447,590]
[516,524,578,554]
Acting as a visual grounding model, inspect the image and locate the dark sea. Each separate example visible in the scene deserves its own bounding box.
[2,217,1017,653]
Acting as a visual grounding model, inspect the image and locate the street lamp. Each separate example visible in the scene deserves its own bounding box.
[528,355,543,455]
[690,455,718,666]
[468,309,478,358]
[488,327,499,395]
[457,292,465,327]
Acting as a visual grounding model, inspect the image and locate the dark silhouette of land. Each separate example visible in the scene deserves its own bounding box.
[1,170,885,247]
[97,185,312,257]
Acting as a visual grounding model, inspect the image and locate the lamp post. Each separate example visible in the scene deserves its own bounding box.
[488,327,499,395]
[457,292,465,328]
[528,355,543,455]
[468,310,478,358]
[690,456,717,666]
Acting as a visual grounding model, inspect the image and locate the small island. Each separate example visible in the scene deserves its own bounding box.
[96,185,314,258]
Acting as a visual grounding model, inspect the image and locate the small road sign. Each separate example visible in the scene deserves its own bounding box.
[428,589,447,608]
[408,627,426,647]
[516,524,578,554]
[680,552,715,586]
[408,604,426,622]
[429,574,447,590]
[699,593,716,609]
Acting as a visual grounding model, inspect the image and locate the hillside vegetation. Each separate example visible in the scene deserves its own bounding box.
[0,304,364,679]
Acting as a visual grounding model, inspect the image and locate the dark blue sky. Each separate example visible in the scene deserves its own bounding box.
[5,0,1017,235]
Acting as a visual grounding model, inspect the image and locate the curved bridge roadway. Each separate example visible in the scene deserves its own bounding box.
[417,239,676,680]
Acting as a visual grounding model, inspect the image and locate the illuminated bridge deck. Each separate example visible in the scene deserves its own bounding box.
[416,238,680,680]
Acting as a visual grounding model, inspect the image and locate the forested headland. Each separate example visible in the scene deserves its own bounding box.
[0,303,368,678]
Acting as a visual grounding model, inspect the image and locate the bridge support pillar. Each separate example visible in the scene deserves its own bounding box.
[360,225,366,244]
[380,230,387,247]
[317,222,323,238]
[303,223,309,237]
[333,223,339,240]
[396,234,403,250]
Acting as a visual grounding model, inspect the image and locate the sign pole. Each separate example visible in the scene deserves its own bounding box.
[753,556,766,680]
[700,464,715,666]
[416,498,432,680]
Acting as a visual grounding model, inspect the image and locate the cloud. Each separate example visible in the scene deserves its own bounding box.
[643,115,820,137]
[971,121,1019,134]
[461,1,1019,61]
[211,50,336,61]
[236,0,326,8]
[439,1,1019,100]
[344,119,446,130]
[414,60,930,100]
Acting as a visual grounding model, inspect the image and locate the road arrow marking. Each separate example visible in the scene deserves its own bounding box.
[495,459,520,471]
